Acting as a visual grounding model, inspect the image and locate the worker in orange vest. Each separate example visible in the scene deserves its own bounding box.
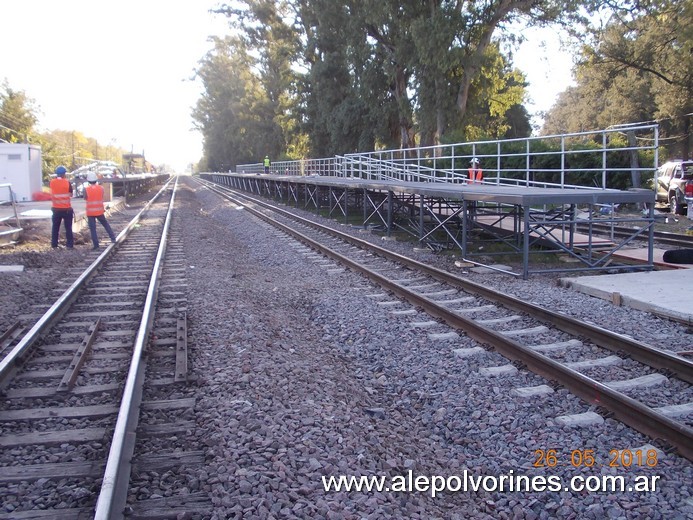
[50,165,74,249]
[468,158,483,184]
[84,172,117,250]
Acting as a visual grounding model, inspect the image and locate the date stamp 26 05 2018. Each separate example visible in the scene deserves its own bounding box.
[533,448,659,469]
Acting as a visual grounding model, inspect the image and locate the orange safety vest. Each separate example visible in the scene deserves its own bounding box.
[50,177,72,209]
[85,184,105,216]
[468,167,483,183]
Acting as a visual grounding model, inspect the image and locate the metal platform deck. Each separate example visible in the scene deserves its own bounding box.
[202,172,656,278]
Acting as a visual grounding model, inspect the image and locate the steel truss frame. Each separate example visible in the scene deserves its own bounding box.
[203,173,655,279]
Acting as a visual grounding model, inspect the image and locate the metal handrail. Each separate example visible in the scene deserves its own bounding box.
[0,183,22,239]
[232,123,659,191]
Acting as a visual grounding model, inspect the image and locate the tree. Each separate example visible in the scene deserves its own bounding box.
[300,0,537,150]
[206,0,573,161]
[192,36,271,170]
[215,0,300,159]
[559,0,692,158]
[296,0,399,155]
[1,80,133,178]
[541,67,656,136]
[361,0,573,146]
[0,80,39,143]
[452,44,529,141]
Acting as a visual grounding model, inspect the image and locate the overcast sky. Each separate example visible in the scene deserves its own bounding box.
[1,1,573,172]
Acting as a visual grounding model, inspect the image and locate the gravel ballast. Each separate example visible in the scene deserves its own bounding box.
[1,177,691,519]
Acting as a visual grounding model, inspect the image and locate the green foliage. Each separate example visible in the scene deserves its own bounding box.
[494,137,654,189]
[546,0,692,158]
[200,1,301,169]
[200,0,558,166]
[192,36,280,170]
[1,80,164,178]
[0,79,38,144]
[201,1,686,168]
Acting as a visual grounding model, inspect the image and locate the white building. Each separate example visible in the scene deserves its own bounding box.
[0,143,42,202]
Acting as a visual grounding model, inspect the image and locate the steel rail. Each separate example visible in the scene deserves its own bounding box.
[200,179,693,461]
[93,177,179,520]
[0,179,175,388]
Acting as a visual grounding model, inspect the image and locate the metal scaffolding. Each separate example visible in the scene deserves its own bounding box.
[203,173,654,278]
[213,125,658,278]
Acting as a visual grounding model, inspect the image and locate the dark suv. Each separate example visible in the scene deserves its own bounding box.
[655,160,693,215]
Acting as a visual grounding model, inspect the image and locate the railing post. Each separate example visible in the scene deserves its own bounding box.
[602,131,608,189]
[560,136,566,188]
[526,140,530,187]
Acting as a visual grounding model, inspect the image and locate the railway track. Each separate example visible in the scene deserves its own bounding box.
[0,177,210,519]
[1,176,690,517]
[197,177,693,462]
[578,220,693,249]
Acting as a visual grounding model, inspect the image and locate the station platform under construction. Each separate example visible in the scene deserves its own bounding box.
[201,172,657,278]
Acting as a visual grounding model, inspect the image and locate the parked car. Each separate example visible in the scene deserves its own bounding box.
[655,160,693,215]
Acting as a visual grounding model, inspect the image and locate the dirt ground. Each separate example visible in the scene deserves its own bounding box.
[0,210,121,337]
[652,213,693,233]
[584,206,692,235]
[0,219,93,262]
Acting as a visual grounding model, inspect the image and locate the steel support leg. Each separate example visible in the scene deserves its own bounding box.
[523,206,530,279]
[387,191,393,237]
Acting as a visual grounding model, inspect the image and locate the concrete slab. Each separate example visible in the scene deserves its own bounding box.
[433,296,476,305]
[0,198,123,222]
[511,384,555,398]
[453,347,485,358]
[500,325,549,337]
[654,403,693,418]
[605,373,668,391]
[476,315,522,326]
[564,355,624,370]
[0,265,24,273]
[555,411,604,427]
[410,320,438,328]
[478,364,519,377]
[454,305,496,314]
[527,339,583,352]
[428,331,460,341]
[19,209,52,218]
[390,309,417,316]
[560,269,693,325]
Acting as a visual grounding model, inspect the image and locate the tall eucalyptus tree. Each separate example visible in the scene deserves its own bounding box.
[192,36,274,170]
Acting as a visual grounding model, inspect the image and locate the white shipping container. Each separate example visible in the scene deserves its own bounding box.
[0,143,43,202]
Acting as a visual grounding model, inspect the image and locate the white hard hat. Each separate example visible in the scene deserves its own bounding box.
[470,157,480,164]
[86,172,98,182]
